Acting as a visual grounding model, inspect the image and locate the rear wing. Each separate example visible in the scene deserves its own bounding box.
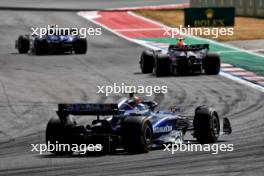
[169,44,209,51]
[57,103,120,116]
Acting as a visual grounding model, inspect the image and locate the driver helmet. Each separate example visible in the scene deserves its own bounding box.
[134,96,141,105]
[128,96,142,108]
[176,37,186,46]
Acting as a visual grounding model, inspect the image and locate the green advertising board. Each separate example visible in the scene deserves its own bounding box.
[184,7,235,27]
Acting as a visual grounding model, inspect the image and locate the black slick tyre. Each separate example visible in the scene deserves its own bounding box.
[193,106,220,143]
[122,116,153,154]
[35,38,48,55]
[204,53,220,75]
[140,50,154,73]
[154,54,170,77]
[73,37,87,54]
[17,35,29,54]
[45,118,74,155]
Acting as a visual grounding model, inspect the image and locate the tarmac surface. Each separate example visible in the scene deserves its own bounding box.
[0,1,263,175]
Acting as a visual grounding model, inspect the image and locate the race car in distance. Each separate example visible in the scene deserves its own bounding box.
[140,44,221,76]
[15,29,87,55]
[46,94,232,154]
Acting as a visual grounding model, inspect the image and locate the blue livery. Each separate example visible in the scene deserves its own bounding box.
[46,95,232,154]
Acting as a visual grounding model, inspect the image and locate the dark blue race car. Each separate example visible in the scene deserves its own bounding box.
[140,44,220,76]
[15,29,87,55]
[46,95,232,154]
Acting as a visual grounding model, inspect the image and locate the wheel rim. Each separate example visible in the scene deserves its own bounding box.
[144,125,153,145]
[212,115,219,136]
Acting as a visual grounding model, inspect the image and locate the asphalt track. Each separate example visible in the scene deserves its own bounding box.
[0,2,264,176]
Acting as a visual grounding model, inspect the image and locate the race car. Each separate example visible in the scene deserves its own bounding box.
[15,29,87,55]
[45,94,232,154]
[140,44,221,76]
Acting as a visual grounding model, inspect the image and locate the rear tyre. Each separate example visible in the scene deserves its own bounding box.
[122,116,153,154]
[45,118,74,154]
[17,35,29,54]
[35,38,49,55]
[154,54,170,77]
[193,106,220,143]
[140,50,154,73]
[175,59,189,75]
[73,37,87,54]
[204,53,220,75]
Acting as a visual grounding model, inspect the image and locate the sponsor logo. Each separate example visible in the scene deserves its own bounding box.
[185,7,235,27]
[154,125,173,133]
[205,9,214,19]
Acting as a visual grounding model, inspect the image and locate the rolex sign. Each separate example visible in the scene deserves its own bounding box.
[184,7,235,27]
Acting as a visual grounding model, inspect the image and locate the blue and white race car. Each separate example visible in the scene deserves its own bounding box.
[46,94,232,154]
[15,28,87,55]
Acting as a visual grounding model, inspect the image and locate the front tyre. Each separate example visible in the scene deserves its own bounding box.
[35,38,49,55]
[122,116,153,154]
[193,106,220,143]
[73,37,87,54]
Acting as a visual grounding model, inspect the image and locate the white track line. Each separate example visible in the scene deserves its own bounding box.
[220,72,264,92]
